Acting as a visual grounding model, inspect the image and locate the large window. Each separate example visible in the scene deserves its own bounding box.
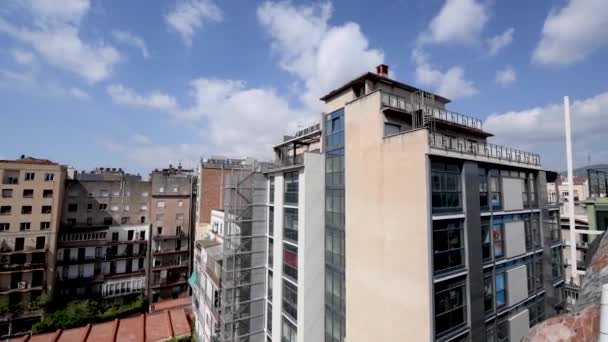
[326,151,344,188]
[547,211,560,243]
[532,214,541,248]
[431,162,462,212]
[269,206,274,236]
[282,318,297,342]
[269,176,275,204]
[284,172,299,205]
[432,219,465,274]
[484,274,494,314]
[325,267,344,314]
[493,222,505,259]
[434,278,467,337]
[527,262,535,295]
[523,214,533,251]
[268,238,274,268]
[489,171,502,210]
[481,218,492,262]
[283,243,298,281]
[495,273,506,308]
[326,189,344,227]
[479,168,489,210]
[326,229,344,269]
[267,302,273,333]
[268,270,273,301]
[535,258,544,290]
[551,247,563,281]
[282,280,298,321]
[284,208,298,243]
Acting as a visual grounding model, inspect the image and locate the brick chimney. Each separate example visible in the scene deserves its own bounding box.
[376,64,389,77]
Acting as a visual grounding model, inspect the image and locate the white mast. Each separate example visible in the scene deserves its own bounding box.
[564,96,578,284]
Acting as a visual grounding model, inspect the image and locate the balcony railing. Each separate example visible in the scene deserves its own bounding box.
[381,92,484,131]
[428,132,541,166]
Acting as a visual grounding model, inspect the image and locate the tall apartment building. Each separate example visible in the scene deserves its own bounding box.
[149,165,196,302]
[56,168,150,302]
[0,157,67,337]
[191,209,224,342]
[253,65,564,342]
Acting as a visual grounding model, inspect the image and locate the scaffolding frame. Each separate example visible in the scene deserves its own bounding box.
[220,163,269,342]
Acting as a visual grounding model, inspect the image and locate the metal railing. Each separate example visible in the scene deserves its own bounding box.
[429,132,541,166]
[380,92,484,130]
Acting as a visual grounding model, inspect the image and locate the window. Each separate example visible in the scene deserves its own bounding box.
[267,302,273,334]
[36,236,45,249]
[140,205,148,211]
[284,172,299,205]
[431,161,462,212]
[176,213,184,220]
[283,280,298,321]
[552,247,563,281]
[547,211,560,243]
[41,206,52,214]
[112,191,120,197]
[159,187,165,193]
[86,203,92,211]
[268,207,274,236]
[432,219,465,274]
[104,217,113,225]
[142,192,149,197]
[0,223,9,231]
[157,227,163,235]
[269,176,275,203]
[495,273,506,308]
[479,169,489,210]
[267,270,273,301]
[529,174,536,206]
[282,318,297,342]
[15,237,24,251]
[493,222,505,259]
[121,217,130,224]
[284,208,298,243]
[1,189,12,198]
[20,222,31,231]
[156,201,165,208]
[99,203,108,210]
[484,274,494,313]
[326,189,344,227]
[110,205,119,212]
[481,218,492,261]
[86,218,92,226]
[124,205,130,211]
[156,214,164,222]
[67,218,76,226]
[383,122,401,136]
[434,278,467,337]
[496,319,508,342]
[25,172,35,181]
[489,172,502,210]
[43,189,53,198]
[140,216,145,224]
[283,243,298,281]
[177,200,183,207]
[325,150,344,188]
[268,238,274,268]
[535,258,544,290]
[44,173,54,181]
[40,222,50,230]
[100,190,109,197]
[21,206,32,214]
[22,189,33,198]
[0,206,11,215]
[527,263,535,295]
[68,203,78,212]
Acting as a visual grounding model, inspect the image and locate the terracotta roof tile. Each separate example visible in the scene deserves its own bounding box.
[169,309,190,338]
[145,311,173,342]
[86,319,118,342]
[151,297,191,312]
[116,314,144,342]
[56,325,90,342]
[7,336,31,342]
[27,330,60,342]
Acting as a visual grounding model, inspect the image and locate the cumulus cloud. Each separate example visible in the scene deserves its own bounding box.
[419,0,488,45]
[485,91,608,169]
[412,49,477,100]
[0,68,89,100]
[0,0,120,82]
[166,0,222,46]
[11,48,36,65]
[488,28,514,56]
[257,1,383,110]
[495,66,516,86]
[112,30,149,59]
[533,0,608,65]
[106,84,178,112]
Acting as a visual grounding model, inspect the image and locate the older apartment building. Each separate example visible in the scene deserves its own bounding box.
[252,65,563,342]
[149,165,196,302]
[56,168,150,302]
[0,157,67,337]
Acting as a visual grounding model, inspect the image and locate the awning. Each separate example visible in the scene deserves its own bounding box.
[188,271,198,288]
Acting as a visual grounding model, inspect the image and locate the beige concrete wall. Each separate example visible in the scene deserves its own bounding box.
[343,91,433,342]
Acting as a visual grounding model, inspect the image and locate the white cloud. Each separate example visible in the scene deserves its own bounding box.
[485,91,608,169]
[412,49,477,100]
[0,0,120,82]
[133,134,152,145]
[488,28,514,56]
[495,66,516,86]
[106,84,178,112]
[0,68,89,100]
[105,140,203,172]
[166,0,222,46]
[533,0,608,65]
[419,0,488,45]
[257,1,383,110]
[112,30,149,59]
[11,48,36,65]
[67,87,89,100]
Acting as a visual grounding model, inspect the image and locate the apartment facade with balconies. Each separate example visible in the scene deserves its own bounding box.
[0,156,67,337]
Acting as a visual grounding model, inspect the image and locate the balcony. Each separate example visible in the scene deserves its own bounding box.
[0,262,46,273]
[151,277,188,288]
[105,269,145,280]
[57,274,105,286]
[0,247,47,255]
[0,282,44,294]
[428,132,541,167]
[154,232,187,241]
[153,248,189,256]
[152,260,188,270]
[57,256,104,265]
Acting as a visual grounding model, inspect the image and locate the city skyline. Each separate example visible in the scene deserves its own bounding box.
[1,0,607,175]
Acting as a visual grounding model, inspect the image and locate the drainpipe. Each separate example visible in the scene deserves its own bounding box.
[600,283,608,342]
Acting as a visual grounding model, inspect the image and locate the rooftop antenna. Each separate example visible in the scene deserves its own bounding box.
[564,96,578,285]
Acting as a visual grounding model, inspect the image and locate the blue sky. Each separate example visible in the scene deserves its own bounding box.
[0,0,607,174]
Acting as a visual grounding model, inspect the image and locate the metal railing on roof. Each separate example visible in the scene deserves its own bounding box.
[429,131,541,166]
[380,92,484,131]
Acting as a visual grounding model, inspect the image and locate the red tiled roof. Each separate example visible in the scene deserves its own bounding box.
[151,297,191,312]
[8,308,191,342]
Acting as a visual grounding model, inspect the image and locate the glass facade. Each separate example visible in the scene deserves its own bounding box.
[284,172,299,205]
[431,161,462,212]
[434,277,467,337]
[325,108,345,342]
[432,219,465,274]
[284,208,298,243]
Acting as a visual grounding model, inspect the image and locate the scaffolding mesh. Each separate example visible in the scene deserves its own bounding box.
[220,163,269,342]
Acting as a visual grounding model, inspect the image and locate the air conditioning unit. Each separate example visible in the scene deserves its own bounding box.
[17,281,27,289]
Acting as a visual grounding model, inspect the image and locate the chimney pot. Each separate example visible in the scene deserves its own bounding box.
[376,64,389,77]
